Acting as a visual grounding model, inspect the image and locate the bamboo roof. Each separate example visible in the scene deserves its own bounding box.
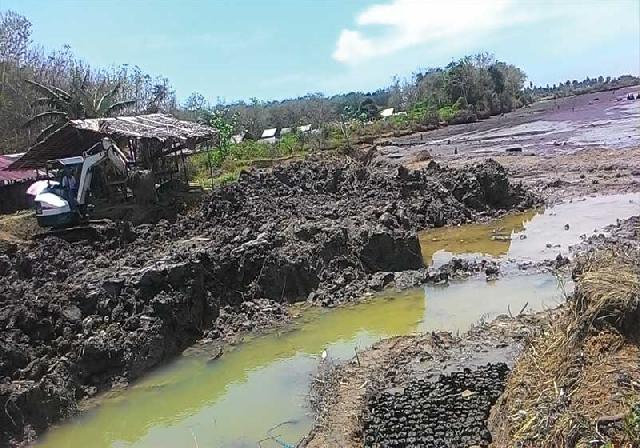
[10,114,217,170]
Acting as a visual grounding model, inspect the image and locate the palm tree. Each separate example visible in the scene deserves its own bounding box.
[146,82,170,113]
[24,79,136,142]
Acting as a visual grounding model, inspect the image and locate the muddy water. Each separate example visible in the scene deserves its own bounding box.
[39,193,637,448]
[419,208,537,266]
[38,274,564,448]
[420,192,640,267]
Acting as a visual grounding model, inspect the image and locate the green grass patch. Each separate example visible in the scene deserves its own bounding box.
[625,402,640,442]
[189,133,309,188]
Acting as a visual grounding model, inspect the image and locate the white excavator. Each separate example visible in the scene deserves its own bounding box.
[33,137,129,228]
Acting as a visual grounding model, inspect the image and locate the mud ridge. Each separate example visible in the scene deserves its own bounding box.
[0,155,535,446]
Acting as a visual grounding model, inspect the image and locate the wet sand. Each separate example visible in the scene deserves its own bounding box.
[376,85,640,201]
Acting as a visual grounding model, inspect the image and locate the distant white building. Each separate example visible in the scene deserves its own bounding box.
[380,108,394,118]
[259,128,277,144]
[255,125,313,144]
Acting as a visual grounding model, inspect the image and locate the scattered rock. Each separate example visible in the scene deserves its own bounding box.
[363,364,509,447]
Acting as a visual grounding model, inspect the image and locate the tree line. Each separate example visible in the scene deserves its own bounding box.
[182,53,532,138]
[528,74,639,98]
[1,9,637,155]
[0,10,177,154]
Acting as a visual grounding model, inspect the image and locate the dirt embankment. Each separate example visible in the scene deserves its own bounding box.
[303,217,640,448]
[302,310,557,448]
[490,221,640,447]
[0,155,534,447]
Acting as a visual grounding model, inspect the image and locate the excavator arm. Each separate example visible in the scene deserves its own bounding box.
[76,138,128,205]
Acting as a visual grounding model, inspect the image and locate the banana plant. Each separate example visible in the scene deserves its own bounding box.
[23,79,136,142]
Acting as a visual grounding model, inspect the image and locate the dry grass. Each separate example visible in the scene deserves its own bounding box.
[490,247,640,447]
[573,250,640,341]
[0,210,38,242]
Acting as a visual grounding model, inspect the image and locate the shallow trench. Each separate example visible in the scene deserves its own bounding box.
[36,193,639,448]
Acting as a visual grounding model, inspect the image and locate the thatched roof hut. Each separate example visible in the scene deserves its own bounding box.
[10,114,218,170]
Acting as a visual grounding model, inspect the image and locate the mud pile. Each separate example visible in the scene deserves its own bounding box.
[0,156,534,446]
[364,363,509,447]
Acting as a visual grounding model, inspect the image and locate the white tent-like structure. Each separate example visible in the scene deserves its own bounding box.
[259,128,277,144]
[260,128,277,139]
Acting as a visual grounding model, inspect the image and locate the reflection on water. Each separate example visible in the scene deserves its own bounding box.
[38,274,565,448]
[419,209,538,265]
[419,192,640,266]
[39,293,425,448]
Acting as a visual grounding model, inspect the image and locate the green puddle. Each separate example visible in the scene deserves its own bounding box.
[38,193,638,448]
[419,208,538,265]
[39,274,565,448]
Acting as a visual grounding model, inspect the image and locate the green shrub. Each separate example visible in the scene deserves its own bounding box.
[212,170,240,186]
[278,133,301,155]
[625,402,640,442]
[454,96,468,109]
[229,140,271,160]
[188,132,309,188]
[408,102,439,126]
[437,105,458,122]
[450,109,477,124]
[390,114,410,127]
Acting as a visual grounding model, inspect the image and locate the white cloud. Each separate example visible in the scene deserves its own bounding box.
[334,0,558,64]
[334,0,640,65]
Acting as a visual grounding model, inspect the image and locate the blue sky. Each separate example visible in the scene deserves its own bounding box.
[3,0,639,104]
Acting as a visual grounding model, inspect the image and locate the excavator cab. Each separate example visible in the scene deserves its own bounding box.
[33,138,128,228]
[34,156,85,227]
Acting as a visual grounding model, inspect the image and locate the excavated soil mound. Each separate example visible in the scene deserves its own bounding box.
[0,155,534,446]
